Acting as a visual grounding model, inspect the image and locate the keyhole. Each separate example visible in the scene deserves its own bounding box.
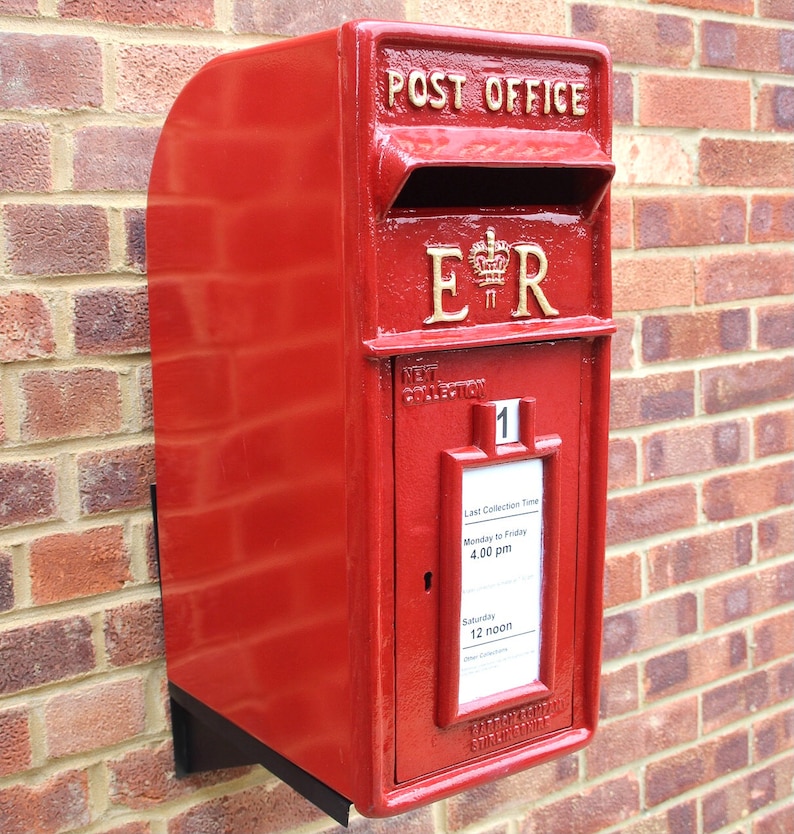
[424,571,433,592]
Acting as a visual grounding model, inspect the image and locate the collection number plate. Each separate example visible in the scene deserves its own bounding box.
[458,457,543,707]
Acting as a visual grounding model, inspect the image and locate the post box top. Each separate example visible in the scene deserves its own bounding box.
[342,19,612,65]
[148,20,614,360]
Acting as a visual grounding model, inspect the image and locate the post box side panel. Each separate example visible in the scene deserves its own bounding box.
[147,32,356,794]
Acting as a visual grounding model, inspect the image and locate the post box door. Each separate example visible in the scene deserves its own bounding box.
[393,340,593,782]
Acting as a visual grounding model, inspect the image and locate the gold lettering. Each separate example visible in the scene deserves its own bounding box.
[424,247,468,324]
[428,71,447,110]
[448,74,466,109]
[553,81,567,113]
[485,76,502,111]
[512,244,559,318]
[543,80,552,115]
[386,70,404,107]
[505,77,521,113]
[408,70,428,107]
[571,82,586,115]
[525,80,539,113]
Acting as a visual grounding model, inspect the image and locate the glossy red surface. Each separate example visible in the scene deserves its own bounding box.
[147,20,613,817]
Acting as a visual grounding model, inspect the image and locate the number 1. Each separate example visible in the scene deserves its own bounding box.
[497,406,508,440]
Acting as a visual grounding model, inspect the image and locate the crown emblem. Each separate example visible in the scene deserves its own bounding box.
[469,229,510,287]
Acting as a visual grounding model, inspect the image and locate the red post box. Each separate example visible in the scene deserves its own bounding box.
[147,20,614,824]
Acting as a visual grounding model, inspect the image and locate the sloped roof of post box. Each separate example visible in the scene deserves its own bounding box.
[375,127,614,220]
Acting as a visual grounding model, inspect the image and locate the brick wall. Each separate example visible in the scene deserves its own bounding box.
[0,0,791,833]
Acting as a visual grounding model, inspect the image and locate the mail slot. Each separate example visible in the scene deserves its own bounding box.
[146,20,614,824]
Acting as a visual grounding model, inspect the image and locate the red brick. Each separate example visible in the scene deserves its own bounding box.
[613,256,693,311]
[610,372,695,429]
[645,730,748,806]
[587,697,697,777]
[757,84,794,132]
[760,0,794,20]
[448,756,578,830]
[59,0,213,26]
[78,444,155,515]
[0,0,37,13]
[0,122,50,191]
[349,807,439,833]
[643,420,750,481]
[756,409,794,457]
[606,484,697,546]
[759,511,794,561]
[0,551,13,612]
[642,308,750,363]
[234,0,404,36]
[702,763,792,832]
[612,197,632,249]
[599,664,639,719]
[124,208,146,272]
[0,291,55,361]
[74,287,150,354]
[116,44,219,114]
[104,597,164,667]
[705,461,794,522]
[0,459,58,528]
[0,708,31,777]
[754,707,794,761]
[571,6,694,68]
[611,318,635,371]
[21,368,122,441]
[45,678,145,758]
[758,303,794,349]
[0,616,94,694]
[611,802,697,834]
[4,204,109,275]
[109,742,244,810]
[702,670,785,734]
[706,563,794,630]
[636,195,746,249]
[640,75,751,129]
[603,551,641,608]
[30,525,131,604]
[696,250,794,304]
[754,609,794,665]
[168,774,325,832]
[702,357,794,414]
[608,437,636,490]
[520,774,640,834]
[0,769,89,834]
[613,73,634,125]
[614,133,694,187]
[755,805,794,834]
[603,592,697,660]
[750,194,794,242]
[74,126,160,191]
[644,631,748,699]
[702,20,794,73]
[648,525,752,592]
[699,138,794,187]
[0,33,101,109]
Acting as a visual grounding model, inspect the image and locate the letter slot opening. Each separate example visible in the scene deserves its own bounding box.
[390,166,612,217]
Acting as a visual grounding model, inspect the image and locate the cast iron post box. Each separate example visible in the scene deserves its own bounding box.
[147,20,614,824]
